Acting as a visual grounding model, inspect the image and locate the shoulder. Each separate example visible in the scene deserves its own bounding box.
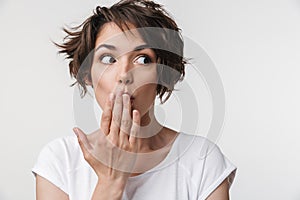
[176,133,237,199]
[36,135,81,166]
[175,132,222,162]
[176,132,233,164]
[35,135,85,169]
[32,135,84,194]
[40,135,78,151]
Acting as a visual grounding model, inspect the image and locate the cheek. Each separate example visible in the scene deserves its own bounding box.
[135,84,157,116]
[91,67,116,109]
[91,64,117,89]
[91,65,108,87]
[133,65,158,89]
[135,68,157,96]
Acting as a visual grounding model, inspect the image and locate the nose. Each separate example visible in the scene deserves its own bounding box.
[118,71,133,85]
[116,56,134,86]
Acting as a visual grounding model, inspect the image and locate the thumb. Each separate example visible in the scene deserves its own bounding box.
[73,127,92,152]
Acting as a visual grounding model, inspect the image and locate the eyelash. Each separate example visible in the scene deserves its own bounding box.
[98,54,153,65]
[135,55,152,64]
[99,54,116,64]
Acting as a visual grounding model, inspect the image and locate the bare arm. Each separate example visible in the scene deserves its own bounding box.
[36,174,126,200]
[91,179,126,200]
[36,93,139,199]
[36,174,230,200]
[206,179,230,200]
[36,175,69,200]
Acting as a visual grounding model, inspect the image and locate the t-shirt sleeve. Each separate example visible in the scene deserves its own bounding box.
[32,138,69,194]
[197,143,237,200]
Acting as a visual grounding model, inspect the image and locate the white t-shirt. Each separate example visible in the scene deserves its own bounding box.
[32,132,236,200]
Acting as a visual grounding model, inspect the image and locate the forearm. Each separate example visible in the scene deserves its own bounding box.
[91,179,127,200]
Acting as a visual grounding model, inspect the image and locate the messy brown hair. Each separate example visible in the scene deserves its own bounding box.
[55,0,186,103]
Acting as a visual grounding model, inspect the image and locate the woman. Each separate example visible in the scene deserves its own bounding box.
[32,0,236,199]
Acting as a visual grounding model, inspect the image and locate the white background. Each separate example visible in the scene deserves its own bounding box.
[1,0,300,199]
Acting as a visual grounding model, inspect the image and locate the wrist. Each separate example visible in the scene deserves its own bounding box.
[92,178,127,200]
[97,179,127,199]
[99,177,127,189]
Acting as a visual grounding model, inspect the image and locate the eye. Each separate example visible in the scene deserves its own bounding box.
[100,54,116,64]
[134,55,152,65]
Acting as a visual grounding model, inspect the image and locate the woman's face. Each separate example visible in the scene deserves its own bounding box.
[91,22,158,118]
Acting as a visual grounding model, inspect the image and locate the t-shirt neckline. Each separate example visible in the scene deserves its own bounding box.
[127,132,183,181]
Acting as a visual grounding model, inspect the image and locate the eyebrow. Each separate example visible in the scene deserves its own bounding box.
[95,43,151,52]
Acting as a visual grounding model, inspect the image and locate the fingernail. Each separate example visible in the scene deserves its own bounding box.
[133,109,139,117]
[122,93,129,101]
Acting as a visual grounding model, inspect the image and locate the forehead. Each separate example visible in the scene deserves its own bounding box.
[95,22,146,51]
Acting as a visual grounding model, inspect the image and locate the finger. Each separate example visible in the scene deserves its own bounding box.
[129,110,140,145]
[119,94,132,147]
[109,91,123,144]
[100,93,114,136]
[73,127,93,160]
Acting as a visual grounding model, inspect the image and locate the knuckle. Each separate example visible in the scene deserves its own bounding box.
[121,119,131,129]
[130,130,138,138]
[130,138,137,145]
[113,121,121,128]
[108,137,118,147]
[112,114,121,123]
[121,143,129,150]
[110,126,119,135]
[106,106,112,112]
[102,114,111,122]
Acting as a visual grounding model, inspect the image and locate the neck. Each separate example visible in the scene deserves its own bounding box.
[139,105,164,137]
[135,105,167,151]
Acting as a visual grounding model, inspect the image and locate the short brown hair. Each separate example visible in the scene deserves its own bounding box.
[55,0,186,103]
